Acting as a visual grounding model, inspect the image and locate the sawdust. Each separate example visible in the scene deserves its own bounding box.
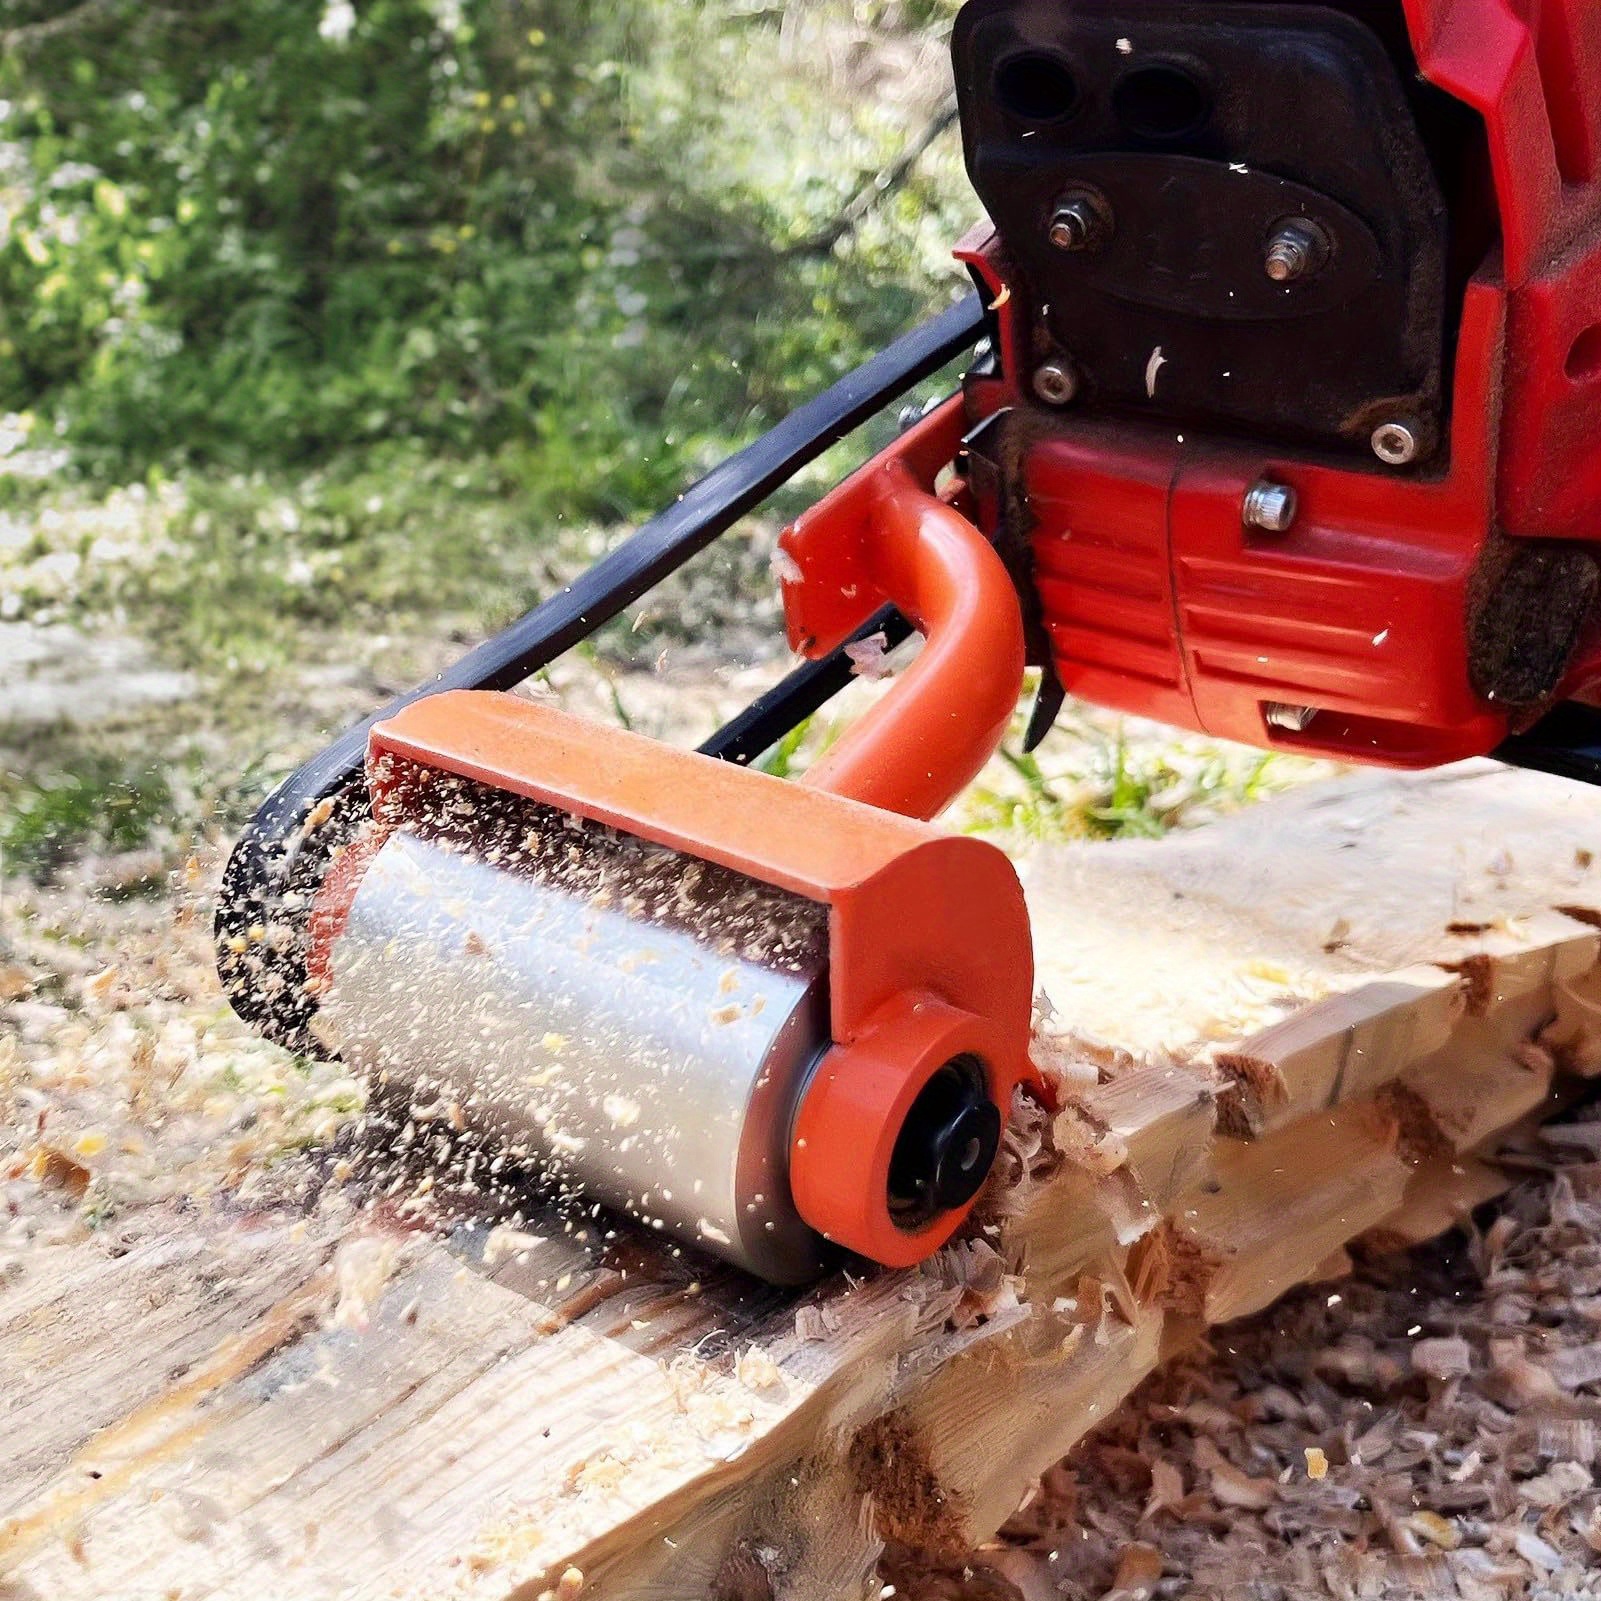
[1,856,363,1255]
[1444,954,1500,1019]
[1125,1221,1225,1321]
[888,1106,1601,1600]
[851,1409,971,1558]
[1212,1048,1289,1138]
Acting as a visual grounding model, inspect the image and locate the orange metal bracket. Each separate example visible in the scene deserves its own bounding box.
[357,692,1037,1266]
[775,395,1027,819]
[314,404,1037,1269]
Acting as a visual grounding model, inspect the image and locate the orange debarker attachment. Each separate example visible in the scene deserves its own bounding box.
[777,394,1026,820]
[310,405,1036,1272]
[355,692,1035,1266]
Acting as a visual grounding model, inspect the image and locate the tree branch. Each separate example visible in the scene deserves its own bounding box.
[789,89,960,257]
[1,0,127,53]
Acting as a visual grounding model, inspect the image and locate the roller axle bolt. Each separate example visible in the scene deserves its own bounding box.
[1048,189,1111,253]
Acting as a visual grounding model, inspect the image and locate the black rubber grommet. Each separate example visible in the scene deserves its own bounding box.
[886,1056,1002,1230]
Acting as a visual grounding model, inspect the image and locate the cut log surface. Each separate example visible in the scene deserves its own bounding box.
[3,762,1599,1600]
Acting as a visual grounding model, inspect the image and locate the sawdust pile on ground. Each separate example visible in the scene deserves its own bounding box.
[887,1112,1601,1601]
[1,856,362,1247]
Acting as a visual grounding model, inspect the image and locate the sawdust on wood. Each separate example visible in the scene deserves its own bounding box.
[885,1106,1601,1600]
[851,1409,972,1559]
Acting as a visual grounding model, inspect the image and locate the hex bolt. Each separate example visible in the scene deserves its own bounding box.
[1243,479,1297,533]
[1048,190,1111,252]
[1263,219,1329,283]
[1370,420,1420,466]
[1265,701,1318,733]
[1032,361,1078,407]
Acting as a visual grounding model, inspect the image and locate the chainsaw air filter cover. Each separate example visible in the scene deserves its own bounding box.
[953,0,1454,453]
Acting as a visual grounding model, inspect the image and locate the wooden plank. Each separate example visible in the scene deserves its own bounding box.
[1362,1152,1513,1251]
[0,1225,332,1520]
[3,762,1598,1600]
[1540,963,1601,1076]
[1006,1062,1216,1288]
[1179,1099,1412,1324]
[1215,966,1463,1137]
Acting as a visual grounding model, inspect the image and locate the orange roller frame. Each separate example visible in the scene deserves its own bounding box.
[334,404,1035,1268]
[361,691,1037,1265]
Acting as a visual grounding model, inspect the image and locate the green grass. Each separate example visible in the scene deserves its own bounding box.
[754,716,814,780]
[0,753,173,880]
[962,721,1296,843]
[70,451,582,679]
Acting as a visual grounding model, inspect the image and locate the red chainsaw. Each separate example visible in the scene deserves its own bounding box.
[219,0,1601,1283]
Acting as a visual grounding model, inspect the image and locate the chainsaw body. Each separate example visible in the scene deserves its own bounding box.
[219,0,1601,1284]
[944,0,1601,765]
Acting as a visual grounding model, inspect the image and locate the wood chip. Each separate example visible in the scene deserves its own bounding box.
[329,1235,400,1331]
[1411,1337,1471,1381]
[794,1303,839,1341]
[1194,1438,1276,1509]
[1403,1511,1460,1551]
[1512,1528,1562,1572]
[1105,1541,1162,1600]
[27,1145,91,1199]
[1140,1458,1185,1521]
[735,1347,784,1393]
[1548,1342,1601,1390]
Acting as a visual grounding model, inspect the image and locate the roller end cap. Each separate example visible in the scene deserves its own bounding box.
[788,996,1015,1270]
[887,1057,1002,1228]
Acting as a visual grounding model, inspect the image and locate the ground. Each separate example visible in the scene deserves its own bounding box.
[4,463,1598,1598]
[886,1124,1601,1600]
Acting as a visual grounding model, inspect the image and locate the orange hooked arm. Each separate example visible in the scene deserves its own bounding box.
[777,396,1026,820]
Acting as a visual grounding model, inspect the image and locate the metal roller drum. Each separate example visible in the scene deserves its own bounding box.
[317,816,834,1282]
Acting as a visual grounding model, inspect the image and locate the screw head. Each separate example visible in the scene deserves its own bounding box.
[1265,239,1306,283]
[1032,361,1078,407]
[1263,219,1329,283]
[1047,190,1110,252]
[1370,420,1419,466]
[1243,479,1297,533]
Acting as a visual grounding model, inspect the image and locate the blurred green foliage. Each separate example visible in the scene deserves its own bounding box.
[0,749,170,876]
[0,0,968,516]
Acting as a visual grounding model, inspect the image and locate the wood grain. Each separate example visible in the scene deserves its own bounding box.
[4,762,1598,1600]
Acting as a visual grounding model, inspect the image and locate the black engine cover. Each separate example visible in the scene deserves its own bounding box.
[953,1,1450,455]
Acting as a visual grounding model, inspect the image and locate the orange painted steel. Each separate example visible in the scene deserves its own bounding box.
[352,567,1031,1266]
[326,402,1035,1270]
[789,993,1013,1266]
[778,395,1028,819]
[363,692,1033,1073]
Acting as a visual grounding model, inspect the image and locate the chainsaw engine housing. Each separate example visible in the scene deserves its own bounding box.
[949,0,1601,766]
[955,0,1469,455]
